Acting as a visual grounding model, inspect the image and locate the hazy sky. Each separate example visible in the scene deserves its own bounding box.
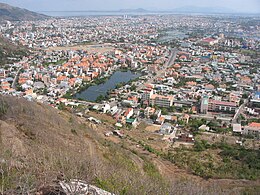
[1,0,260,13]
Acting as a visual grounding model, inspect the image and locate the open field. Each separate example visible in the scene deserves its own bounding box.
[47,44,114,53]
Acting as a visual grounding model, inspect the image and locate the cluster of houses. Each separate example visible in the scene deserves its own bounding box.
[0,14,259,144]
[233,122,260,139]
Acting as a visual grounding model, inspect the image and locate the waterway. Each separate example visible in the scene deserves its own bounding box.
[75,70,140,102]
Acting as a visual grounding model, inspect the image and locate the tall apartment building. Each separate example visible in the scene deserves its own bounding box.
[141,88,153,103]
[0,69,6,79]
[200,96,209,114]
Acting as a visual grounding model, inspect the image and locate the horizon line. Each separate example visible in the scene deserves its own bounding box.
[36,9,260,15]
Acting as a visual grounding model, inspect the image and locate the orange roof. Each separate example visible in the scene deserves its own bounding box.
[171,116,177,120]
[205,84,215,89]
[145,83,153,89]
[179,55,187,59]
[18,77,28,84]
[92,72,99,78]
[187,81,197,86]
[124,108,133,116]
[81,56,88,62]
[69,78,76,86]
[248,122,260,128]
[241,76,251,82]
[158,116,165,121]
[128,96,138,102]
[63,63,70,67]
[173,64,181,68]
[25,88,33,95]
[57,75,67,81]
[1,85,10,90]
[202,67,210,71]
[150,94,174,101]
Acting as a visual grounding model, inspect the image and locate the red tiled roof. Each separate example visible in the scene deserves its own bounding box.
[248,122,260,128]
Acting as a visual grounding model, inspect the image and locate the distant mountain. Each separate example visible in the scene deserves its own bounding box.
[118,8,148,13]
[0,3,49,21]
[172,6,236,14]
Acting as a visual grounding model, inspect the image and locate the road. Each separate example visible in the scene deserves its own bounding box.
[232,99,248,124]
[152,48,178,80]
[168,112,233,122]
[137,48,178,90]
[75,100,101,106]
[165,48,179,67]
[11,67,22,90]
[190,114,232,122]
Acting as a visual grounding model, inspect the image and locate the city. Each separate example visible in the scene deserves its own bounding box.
[0,1,259,194]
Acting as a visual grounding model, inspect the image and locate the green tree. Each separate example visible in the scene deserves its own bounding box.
[130,84,137,91]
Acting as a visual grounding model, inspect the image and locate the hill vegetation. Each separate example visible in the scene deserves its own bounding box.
[0,3,48,21]
[0,95,259,194]
[0,35,28,65]
[165,140,260,180]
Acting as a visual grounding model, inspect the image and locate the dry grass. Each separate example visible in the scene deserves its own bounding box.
[0,95,259,194]
[145,124,160,132]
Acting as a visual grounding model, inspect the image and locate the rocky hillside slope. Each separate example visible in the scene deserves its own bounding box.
[0,3,48,21]
[0,95,259,194]
[0,35,28,65]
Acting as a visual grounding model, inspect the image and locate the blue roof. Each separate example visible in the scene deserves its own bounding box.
[255,91,260,98]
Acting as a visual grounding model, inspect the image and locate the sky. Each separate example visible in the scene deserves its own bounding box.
[1,0,260,13]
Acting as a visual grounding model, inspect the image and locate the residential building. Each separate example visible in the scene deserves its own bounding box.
[233,123,242,134]
[150,94,174,108]
[141,88,153,102]
[200,96,209,114]
[208,99,237,113]
[243,122,260,138]
[124,108,134,119]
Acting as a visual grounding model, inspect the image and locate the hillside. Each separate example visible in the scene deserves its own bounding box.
[0,35,28,65]
[0,95,259,194]
[0,3,48,21]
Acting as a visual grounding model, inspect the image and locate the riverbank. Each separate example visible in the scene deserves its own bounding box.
[63,73,113,100]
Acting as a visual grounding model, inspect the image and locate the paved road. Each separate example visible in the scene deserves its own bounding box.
[76,100,101,106]
[232,99,248,124]
[152,48,178,80]
[165,48,179,67]
[169,112,233,122]
[137,48,178,90]
[190,114,232,122]
[11,67,22,89]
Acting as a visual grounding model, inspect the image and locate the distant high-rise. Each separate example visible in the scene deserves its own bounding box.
[219,33,225,39]
[200,96,209,114]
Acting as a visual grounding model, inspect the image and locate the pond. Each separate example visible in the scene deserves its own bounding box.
[75,70,140,102]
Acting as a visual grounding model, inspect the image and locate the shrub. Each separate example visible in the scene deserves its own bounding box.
[0,98,8,117]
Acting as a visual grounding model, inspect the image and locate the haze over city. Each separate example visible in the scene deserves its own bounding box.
[1,0,260,13]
